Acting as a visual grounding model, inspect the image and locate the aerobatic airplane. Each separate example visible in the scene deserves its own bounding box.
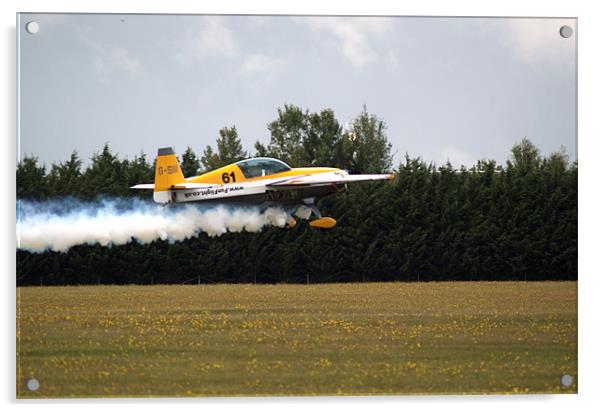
[131,147,394,228]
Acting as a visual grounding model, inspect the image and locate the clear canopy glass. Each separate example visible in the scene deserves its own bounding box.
[236,157,291,178]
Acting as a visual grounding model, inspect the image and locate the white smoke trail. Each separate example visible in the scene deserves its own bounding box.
[17,198,290,253]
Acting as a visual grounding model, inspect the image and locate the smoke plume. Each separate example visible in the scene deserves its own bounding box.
[17,198,289,253]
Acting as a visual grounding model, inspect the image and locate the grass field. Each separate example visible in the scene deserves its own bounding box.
[16,282,577,397]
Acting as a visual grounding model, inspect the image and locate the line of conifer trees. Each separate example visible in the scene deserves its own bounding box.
[16,105,577,285]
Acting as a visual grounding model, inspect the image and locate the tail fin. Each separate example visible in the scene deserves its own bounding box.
[153,147,185,203]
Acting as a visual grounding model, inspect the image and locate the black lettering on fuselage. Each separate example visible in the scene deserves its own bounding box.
[264,190,299,201]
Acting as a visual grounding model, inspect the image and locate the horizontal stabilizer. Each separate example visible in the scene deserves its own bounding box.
[170,183,218,190]
[130,184,154,190]
[130,182,217,190]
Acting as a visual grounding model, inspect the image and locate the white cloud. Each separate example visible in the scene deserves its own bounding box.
[177,16,238,62]
[94,46,141,75]
[173,17,288,89]
[303,17,394,70]
[240,54,286,76]
[79,34,141,76]
[479,18,575,69]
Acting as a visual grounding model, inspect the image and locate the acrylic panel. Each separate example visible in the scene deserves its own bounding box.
[16,13,577,398]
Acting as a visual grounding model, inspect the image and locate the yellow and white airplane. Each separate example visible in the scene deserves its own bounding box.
[131,147,394,228]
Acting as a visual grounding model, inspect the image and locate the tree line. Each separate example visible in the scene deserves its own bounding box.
[16,105,577,285]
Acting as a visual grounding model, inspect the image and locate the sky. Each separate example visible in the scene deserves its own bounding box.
[18,13,577,169]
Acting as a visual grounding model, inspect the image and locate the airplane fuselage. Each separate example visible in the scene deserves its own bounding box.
[174,174,340,205]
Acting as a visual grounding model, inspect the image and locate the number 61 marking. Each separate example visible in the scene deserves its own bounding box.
[222,172,236,183]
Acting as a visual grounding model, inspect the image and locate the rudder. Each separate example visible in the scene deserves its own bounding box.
[154,147,185,203]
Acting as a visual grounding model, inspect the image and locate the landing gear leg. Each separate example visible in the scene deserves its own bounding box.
[304,201,337,229]
[308,204,322,219]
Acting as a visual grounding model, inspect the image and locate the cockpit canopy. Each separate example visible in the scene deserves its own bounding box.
[236,158,291,179]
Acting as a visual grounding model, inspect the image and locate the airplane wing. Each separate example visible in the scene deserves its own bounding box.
[266,171,394,188]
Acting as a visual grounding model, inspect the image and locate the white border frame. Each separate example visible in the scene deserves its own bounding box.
[4,1,600,411]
